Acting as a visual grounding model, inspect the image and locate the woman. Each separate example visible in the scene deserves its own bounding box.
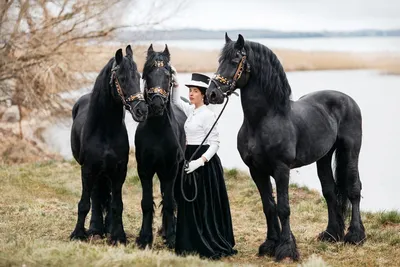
[171,68,237,259]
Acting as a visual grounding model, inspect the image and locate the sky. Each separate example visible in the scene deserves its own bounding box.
[128,0,400,32]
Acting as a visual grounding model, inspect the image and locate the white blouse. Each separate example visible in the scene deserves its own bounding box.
[172,86,220,161]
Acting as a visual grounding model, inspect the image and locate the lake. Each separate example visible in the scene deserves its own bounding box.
[133,36,400,53]
[45,70,400,212]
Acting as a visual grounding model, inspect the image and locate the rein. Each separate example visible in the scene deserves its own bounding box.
[167,95,231,202]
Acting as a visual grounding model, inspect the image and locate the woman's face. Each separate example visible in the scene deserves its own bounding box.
[189,87,204,106]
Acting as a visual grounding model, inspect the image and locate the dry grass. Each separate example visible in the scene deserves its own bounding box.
[81,44,400,75]
[1,160,399,266]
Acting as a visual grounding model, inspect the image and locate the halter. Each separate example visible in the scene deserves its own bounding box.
[144,60,171,102]
[211,48,250,96]
[110,63,144,112]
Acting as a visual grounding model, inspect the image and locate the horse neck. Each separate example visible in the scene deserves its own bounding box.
[147,102,174,129]
[86,83,124,132]
[240,78,291,124]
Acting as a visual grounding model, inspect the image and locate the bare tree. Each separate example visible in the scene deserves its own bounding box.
[0,0,186,123]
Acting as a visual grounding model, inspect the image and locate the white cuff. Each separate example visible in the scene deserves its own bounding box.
[202,143,219,162]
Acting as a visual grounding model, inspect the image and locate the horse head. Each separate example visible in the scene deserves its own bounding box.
[110,45,148,122]
[207,33,251,104]
[142,44,173,116]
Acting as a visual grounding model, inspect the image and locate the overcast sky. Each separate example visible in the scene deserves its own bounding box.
[129,0,400,31]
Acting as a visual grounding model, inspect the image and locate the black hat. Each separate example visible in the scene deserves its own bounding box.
[185,73,210,91]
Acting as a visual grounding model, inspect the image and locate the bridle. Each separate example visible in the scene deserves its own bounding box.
[211,48,250,96]
[144,60,171,103]
[110,63,144,112]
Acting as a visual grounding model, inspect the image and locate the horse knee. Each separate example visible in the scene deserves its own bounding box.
[277,203,290,220]
[78,199,90,214]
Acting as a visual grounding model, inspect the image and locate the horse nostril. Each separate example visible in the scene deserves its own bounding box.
[210,91,216,99]
[136,109,143,116]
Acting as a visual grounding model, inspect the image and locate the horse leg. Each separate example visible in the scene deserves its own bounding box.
[336,140,366,244]
[70,166,95,241]
[250,168,280,257]
[136,169,155,249]
[108,165,127,245]
[88,180,105,239]
[274,164,299,261]
[158,169,177,249]
[317,149,345,242]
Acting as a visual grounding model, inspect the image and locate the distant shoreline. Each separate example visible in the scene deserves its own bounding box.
[117,28,400,41]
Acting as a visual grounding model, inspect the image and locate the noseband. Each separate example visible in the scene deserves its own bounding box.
[110,63,144,112]
[145,60,171,102]
[211,49,250,96]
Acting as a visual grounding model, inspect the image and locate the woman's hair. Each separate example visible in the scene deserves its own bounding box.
[199,87,209,105]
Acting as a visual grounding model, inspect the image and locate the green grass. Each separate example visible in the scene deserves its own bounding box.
[0,160,399,266]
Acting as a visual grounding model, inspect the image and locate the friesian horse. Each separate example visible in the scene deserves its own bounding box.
[134,44,186,249]
[70,45,148,244]
[206,34,365,261]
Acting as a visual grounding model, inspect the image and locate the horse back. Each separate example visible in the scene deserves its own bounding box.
[290,90,362,166]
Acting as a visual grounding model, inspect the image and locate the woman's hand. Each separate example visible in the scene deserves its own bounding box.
[185,157,205,174]
[170,65,179,88]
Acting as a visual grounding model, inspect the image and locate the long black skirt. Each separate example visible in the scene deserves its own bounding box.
[175,145,237,259]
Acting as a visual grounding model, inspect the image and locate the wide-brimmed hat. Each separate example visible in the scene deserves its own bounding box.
[184,73,210,91]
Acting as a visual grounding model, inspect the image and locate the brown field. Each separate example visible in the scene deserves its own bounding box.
[0,158,399,266]
[78,44,400,75]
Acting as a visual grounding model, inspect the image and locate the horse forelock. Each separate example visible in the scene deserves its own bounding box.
[143,52,170,78]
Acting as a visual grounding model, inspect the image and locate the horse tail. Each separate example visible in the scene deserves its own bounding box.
[334,140,351,221]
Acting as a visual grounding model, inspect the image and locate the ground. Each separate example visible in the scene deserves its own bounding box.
[0,159,399,266]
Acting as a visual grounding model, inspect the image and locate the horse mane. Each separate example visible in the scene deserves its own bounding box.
[221,40,292,114]
[88,58,114,115]
[89,55,139,115]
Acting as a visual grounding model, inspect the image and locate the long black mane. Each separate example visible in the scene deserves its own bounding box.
[221,40,292,114]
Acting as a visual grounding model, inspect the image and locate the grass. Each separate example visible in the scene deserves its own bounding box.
[0,161,399,266]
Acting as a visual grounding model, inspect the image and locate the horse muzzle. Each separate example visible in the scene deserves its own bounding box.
[129,101,148,122]
[206,86,225,104]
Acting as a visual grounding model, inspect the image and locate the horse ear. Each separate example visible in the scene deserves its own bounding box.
[115,48,123,65]
[126,45,133,58]
[163,44,170,57]
[147,44,154,56]
[225,32,232,43]
[234,34,245,50]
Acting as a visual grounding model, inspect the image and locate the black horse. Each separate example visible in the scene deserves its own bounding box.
[70,45,148,244]
[134,44,186,249]
[206,34,365,261]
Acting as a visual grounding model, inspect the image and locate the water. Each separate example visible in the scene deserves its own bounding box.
[43,70,400,212]
[134,36,400,53]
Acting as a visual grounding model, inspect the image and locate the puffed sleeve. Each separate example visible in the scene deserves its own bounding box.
[201,110,220,161]
[171,85,192,117]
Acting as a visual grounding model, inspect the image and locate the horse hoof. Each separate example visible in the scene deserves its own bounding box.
[344,227,366,245]
[87,228,104,239]
[275,236,299,262]
[89,234,103,242]
[136,234,153,249]
[164,234,176,249]
[258,239,277,257]
[70,228,88,241]
[317,230,341,243]
[108,235,127,246]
